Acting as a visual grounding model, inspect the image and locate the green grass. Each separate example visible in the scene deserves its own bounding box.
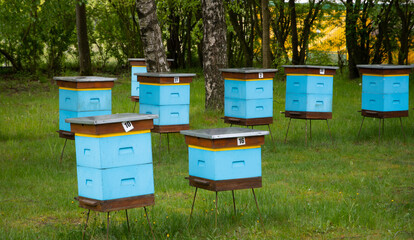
[0,69,413,239]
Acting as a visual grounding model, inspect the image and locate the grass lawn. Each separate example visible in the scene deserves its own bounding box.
[0,69,413,239]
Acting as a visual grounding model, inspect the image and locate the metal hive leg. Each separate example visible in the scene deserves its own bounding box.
[189,187,198,224]
[251,188,265,233]
[284,118,292,143]
[144,207,156,240]
[125,209,130,232]
[82,209,90,240]
[399,117,406,141]
[357,116,365,139]
[60,139,68,164]
[232,190,237,216]
[326,120,333,144]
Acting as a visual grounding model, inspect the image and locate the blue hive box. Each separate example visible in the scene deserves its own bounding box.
[139,103,189,125]
[128,58,147,97]
[55,76,116,133]
[221,68,277,125]
[135,72,195,133]
[224,98,273,119]
[188,146,261,181]
[357,64,413,115]
[282,65,338,119]
[77,163,154,200]
[66,113,158,202]
[181,127,268,191]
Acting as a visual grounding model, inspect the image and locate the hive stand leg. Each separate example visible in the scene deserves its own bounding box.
[399,117,406,141]
[267,124,274,144]
[378,118,382,142]
[82,209,90,240]
[125,209,130,232]
[230,124,233,127]
[189,187,198,224]
[305,119,308,146]
[251,188,265,233]
[232,190,237,216]
[167,133,170,153]
[159,133,162,161]
[382,118,385,137]
[326,120,333,144]
[106,212,110,240]
[144,207,156,240]
[215,191,218,228]
[310,120,312,140]
[132,101,137,113]
[284,118,292,143]
[60,138,68,164]
[357,116,365,139]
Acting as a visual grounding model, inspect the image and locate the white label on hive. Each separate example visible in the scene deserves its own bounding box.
[320,68,325,75]
[122,121,134,132]
[258,72,264,79]
[237,137,246,146]
[174,76,180,83]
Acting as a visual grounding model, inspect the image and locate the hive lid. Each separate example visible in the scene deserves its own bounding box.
[134,72,196,77]
[356,64,414,69]
[219,68,278,73]
[282,65,339,70]
[128,58,174,62]
[180,127,269,139]
[128,58,146,62]
[53,76,117,82]
[66,113,158,125]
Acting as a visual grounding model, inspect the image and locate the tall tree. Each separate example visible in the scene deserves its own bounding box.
[76,0,93,75]
[262,0,272,68]
[136,0,170,72]
[342,0,374,79]
[202,0,228,111]
[271,0,291,64]
[371,0,395,64]
[289,0,324,65]
[395,0,414,65]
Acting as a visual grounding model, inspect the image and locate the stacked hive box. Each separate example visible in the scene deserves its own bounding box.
[357,64,413,118]
[181,128,268,191]
[128,58,147,101]
[66,113,158,211]
[283,65,338,119]
[55,76,116,137]
[221,68,277,125]
[135,72,195,133]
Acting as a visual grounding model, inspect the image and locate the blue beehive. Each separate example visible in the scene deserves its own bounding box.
[128,58,147,98]
[135,72,195,133]
[221,68,277,124]
[283,65,338,117]
[181,128,268,189]
[55,76,116,132]
[357,64,412,114]
[66,113,158,201]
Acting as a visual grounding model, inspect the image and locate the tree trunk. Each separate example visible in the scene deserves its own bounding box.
[75,1,92,76]
[395,0,414,65]
[289,0,300,65]
[344,0,361,79]
[202,0,227,111]
[136,0,170,72]
[262,0,271,68]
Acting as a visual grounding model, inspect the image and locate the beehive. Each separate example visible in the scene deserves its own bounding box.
[181,127,268,191]
[66,113,158,210]
[357,64,413,117]
[221,68,277,125]
[135,72,195,133]
[128,58,147,99]
[55,76,116,133]
[283,65,338,119]
[128,58,174,100]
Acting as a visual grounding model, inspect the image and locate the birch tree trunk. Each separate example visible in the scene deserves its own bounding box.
[262,0,272,68]
[202,0,227,111]
[76,0,92,76]
[136,0,170,72]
